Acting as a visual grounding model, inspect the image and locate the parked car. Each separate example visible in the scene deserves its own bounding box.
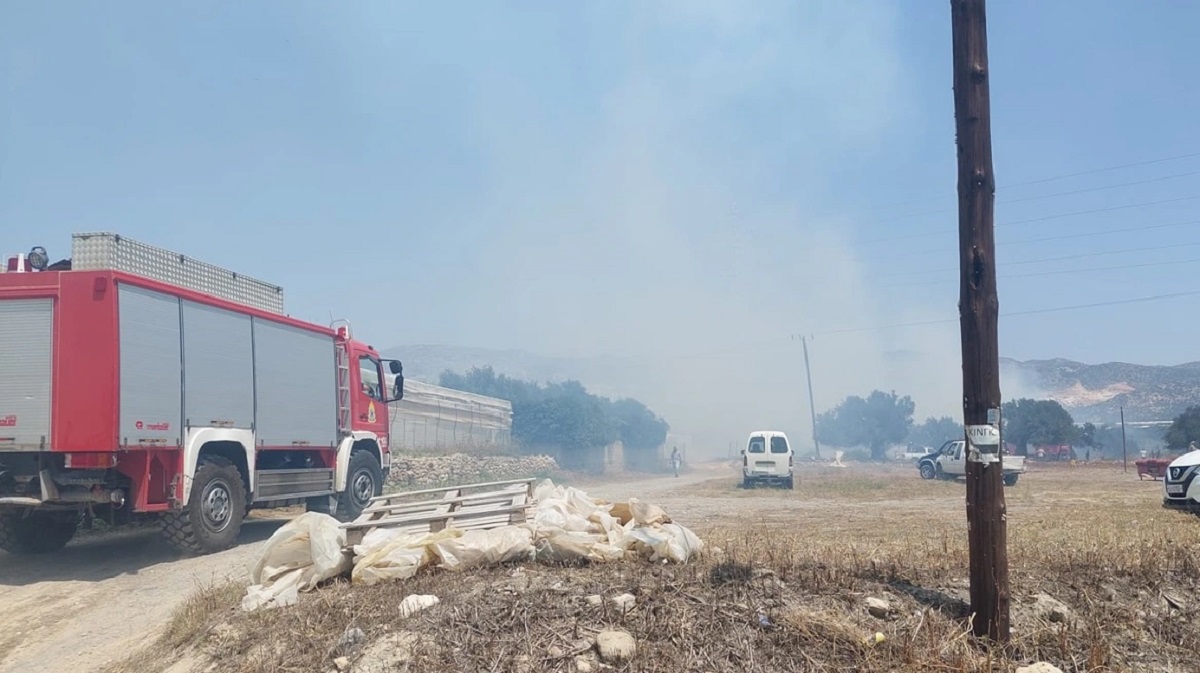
[741,430,795,489]
[917,439,1026,486]
[1162,447,1200,512]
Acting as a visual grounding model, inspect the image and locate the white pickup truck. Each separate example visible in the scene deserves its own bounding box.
[917,439,1027,486]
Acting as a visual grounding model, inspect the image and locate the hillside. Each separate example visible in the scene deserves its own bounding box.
[388,345,1200,428]
[1001,357,1200,424]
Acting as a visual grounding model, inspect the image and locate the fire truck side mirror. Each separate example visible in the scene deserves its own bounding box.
[390,376,404,402]
[388,360,403,375]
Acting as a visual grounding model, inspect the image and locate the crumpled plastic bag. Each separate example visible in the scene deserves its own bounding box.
[534,530,626,563]
[242,512,351,611]
[351,529,458,586]
[429,526,535,571]
[532,499,596,533]
[627,522,704,563]
[629,498,670,526]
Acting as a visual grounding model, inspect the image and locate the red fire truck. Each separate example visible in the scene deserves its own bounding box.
[0,233,402,555]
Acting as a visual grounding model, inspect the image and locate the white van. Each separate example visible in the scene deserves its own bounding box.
[742,430,795,489]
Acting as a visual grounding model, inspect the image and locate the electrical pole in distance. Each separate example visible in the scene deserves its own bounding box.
[793,334,822,459]
[951,0,1010,643]
[1121,406,1128,473]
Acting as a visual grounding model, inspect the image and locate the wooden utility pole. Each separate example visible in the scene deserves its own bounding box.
[1121,406,1128,473]
[801,336,822,459]
[951,0,1009,642]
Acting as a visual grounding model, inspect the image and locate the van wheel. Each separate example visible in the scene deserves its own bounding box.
[161,456,247,555]
[0,509,80,554]
[919,463,936,480]
[785,477,795,490]
[1003,473,1019,487]
[742,476,754,489]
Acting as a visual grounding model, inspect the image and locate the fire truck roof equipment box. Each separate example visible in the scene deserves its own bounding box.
[70,232,285,315]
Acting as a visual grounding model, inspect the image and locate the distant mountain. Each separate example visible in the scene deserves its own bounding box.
[1001,357,1200,424]
[386,345,1200,428]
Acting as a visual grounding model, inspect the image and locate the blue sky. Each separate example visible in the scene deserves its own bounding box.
[4,2,1200,440]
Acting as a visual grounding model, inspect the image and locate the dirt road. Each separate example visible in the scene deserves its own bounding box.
[0,467,726,673]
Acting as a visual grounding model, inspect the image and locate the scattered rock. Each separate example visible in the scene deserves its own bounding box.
[548,645,565,658]
[399,594,440,618]
[387,454,560,490]
[335,627,367,654]
[333,656,351,672]
[866,597,891,619]
[1016,663,1064,673]
[611,593,637,612]
[515,654,533,673]
[584,595,604,607]
[595,630,637,662]
[355,632,431,673]
[1032,593,1073,624]
[574,655,595,672]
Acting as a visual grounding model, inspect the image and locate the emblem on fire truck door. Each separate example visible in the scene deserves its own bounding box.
[367,401,376,424]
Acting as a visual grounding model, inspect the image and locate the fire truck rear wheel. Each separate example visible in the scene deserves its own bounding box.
[0,508,80,555]
[161,456,247,555]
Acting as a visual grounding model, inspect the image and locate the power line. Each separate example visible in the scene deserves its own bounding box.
[878,239,1200,279]
[857,193,1200,245]
[867,169,1200,225]
[807,289,1200,336]
[864,219,1200,263]
[891,256,1200,288]
[862,150,1200,212]
[649,288,1200,362]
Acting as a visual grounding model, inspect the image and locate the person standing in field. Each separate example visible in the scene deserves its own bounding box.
[670,446,681,477]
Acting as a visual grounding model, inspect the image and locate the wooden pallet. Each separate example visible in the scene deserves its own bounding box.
[342,477,538,546]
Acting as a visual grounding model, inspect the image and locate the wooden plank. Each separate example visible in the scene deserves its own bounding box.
[362,486,529,516]
[343,502,532,531]
[344,477,537,546]
[367,477,536,504]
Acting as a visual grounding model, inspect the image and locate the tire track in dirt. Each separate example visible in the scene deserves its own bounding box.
[0,520,287,673]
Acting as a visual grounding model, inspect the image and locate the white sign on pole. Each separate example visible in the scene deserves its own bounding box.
[966,424,1000,446]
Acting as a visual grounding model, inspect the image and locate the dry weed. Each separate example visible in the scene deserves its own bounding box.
[108,463,1200,673]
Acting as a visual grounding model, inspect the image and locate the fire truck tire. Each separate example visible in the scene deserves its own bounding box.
[336,450,383,522]
[0,509,79,554]
[160,456,247,555]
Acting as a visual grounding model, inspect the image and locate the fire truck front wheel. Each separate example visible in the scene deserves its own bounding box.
[0,508,80,555]
[161,456,247,555]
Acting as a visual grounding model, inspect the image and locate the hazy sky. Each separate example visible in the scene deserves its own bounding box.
[5,2,1200,448]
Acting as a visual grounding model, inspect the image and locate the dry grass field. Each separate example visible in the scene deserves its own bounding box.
[106,461,1200,673]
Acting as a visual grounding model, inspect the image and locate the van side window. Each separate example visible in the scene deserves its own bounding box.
[748,437,766,453]
[770,437,789,454]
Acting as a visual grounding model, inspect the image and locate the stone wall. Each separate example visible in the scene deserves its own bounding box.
[385,453,561,490]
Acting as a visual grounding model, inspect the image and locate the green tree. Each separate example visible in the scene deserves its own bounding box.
[1076,422,1097,449]
[606,398,670,450]
[816,390,915,460]
[907,416,962,450]
[1165,405,1200,450]
[439,367,669,457]
[1001,398,1077,454]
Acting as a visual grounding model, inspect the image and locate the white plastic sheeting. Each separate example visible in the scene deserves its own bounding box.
[241,480,704,610]
[241,513,353,611]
